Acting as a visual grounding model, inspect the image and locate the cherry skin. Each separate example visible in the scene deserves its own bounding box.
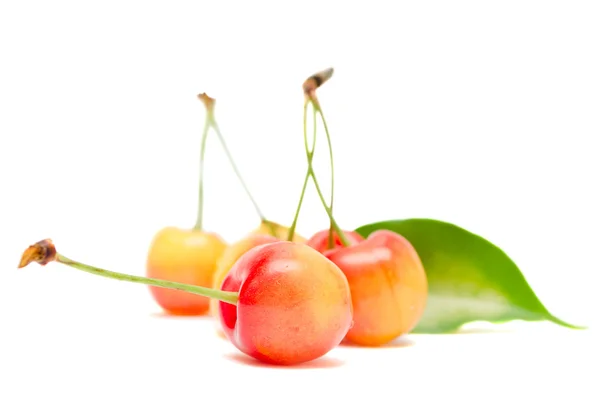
[209,233,279,323]
[252,220,307,243]
[146,226,227,315]
[323,229,428,346]
[218,241,354,365]
[209,221,307,325]
[306,229,364,253]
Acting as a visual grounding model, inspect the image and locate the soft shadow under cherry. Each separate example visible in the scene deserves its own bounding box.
[224,352,345,369]
[340,336,415,349]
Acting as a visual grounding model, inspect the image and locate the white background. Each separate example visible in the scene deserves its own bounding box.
[1,1,599,412]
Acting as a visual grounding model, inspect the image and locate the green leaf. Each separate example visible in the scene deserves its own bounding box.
[354,218,584,334]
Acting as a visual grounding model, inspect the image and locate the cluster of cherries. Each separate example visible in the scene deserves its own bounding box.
[19,68,428,366]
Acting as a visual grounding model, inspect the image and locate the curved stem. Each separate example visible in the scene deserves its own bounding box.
[18,240,239,305]
[196,93,276,236]
[313,102,336,249]
[287,99,315,241]
[210,117,276,236]
[193,117,211,231]
[304,105,351,247]
[307,166,350,246]
[287,172,310,242]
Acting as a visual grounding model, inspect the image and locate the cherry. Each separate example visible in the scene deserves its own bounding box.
[323,230,428,345]
[147,93,279,316]
[19,239,353,366]
[296,68,429,345]
[218,241,353,364]
[147,227,226,315]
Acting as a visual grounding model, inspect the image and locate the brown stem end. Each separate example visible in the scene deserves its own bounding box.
[303,67,334,97]
[197,92,216,113]
[18,239,57,269]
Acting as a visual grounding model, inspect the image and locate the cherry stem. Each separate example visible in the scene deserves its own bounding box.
[304,101,351,247]
[287,89,350,246]
[209,115,277,236]
[194,93,276,236]
[18,239,239,305]
[313,100,336,249]
[286,99,316,241]
[193,108,211,231]
[296,68,349,247]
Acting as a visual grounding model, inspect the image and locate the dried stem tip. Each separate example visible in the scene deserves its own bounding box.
[18,239,57,268]
[197,92,216,113]
[303,68,334,96]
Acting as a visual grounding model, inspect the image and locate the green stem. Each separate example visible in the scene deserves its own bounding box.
[210,116,276,236]
[304,105,351,247]
[312,100,336,249]
[193,116,211,231]
[287,171,310,241]
[57,254,239,305]
[307,167,350,246]
[287,99,314,241]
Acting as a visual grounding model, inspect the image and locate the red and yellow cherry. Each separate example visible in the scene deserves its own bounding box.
[146,226,227,316]
[322,229,428,346]
[218,240,353,365]
[19,238,353,366]
[251,220,307,243]
[306,228,363,253]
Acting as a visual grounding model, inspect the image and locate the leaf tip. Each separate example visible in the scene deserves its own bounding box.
[547,315,587,330]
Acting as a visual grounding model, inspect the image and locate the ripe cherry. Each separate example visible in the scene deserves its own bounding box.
[323,230,428,345]
[217,241,353,365]
[19,239,353,366]
[147,227,226,315]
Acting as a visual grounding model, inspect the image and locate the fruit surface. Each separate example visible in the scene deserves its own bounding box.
[210,220,306,324]
[252,220,307,243]
[218,241,353,365]
[324,229,428,346]
[147,226,227,315]
[209,233,279,320]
